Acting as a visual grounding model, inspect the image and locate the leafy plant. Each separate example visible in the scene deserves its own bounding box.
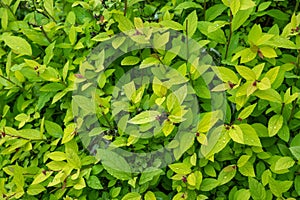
[0,0,300,200]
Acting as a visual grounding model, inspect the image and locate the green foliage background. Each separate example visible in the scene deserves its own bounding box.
[0,0,300,199]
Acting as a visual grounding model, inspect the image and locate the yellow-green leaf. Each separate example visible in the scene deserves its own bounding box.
[260,46,277,58]
[268,114,283,137]
[168,163,191,175]
[128,111,160,124]
[3,36,32,56]
[238,103,257,119]
[121,56,140,66]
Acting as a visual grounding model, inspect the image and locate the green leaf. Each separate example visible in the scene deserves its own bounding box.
[174,132,195,160]
[140,57,160,69]
[290,134,300,160]
[257,77,271,90]
[27,184,46,196]
[238,103,256,119]
[268,115,283,137]
[72,95,95,113]
[183,10,198,37]
[123,81,136,100]
[40,67,60,82]
[1,9,8,30]
[162,120,175,137]
[200,178,219,191]
[175,2,202,10]
[145,191,156,200]
[259,46,277,58]
[74,177,86,190]
[97,149,132,180]
[205,4,227,21]
[47,152,66,161]
[269,177,293,197]
[45,120,63,138]
[248,24,262,45]
[237,155,251,167]
[69,25,76,45]
[217,165,237,185]
[212,67,239,84]
[230,0,240,15]
[168,163,191,175]
[187,173,196,186]
[87,175,103,189]
[65,140,81,169]
[5,127,43,140]
[128,111,160,124]
[40,83,65,92]
[236,66,256,81]
[111,187,121,198]
[283,88,298,104]
[62,123,76,144]
[153,32,169,48]
[249,177,266,200]
[114,14,135,33]
[198,111,222,133]
[122,192,141,200]
[233,189,251,200]
[139,168,163,185]
[43,41,55,65]
[254,89,282,103]
[2,36,32,55]
[232,8,253,31]
[121,56,140,66]
[295,176,300,196]
[159,20,183,30]
[230,124,261,146]
[258,2,271,12]
[263,66,278,85]
[201,126,231,160]
[274,157,295,171]
[32,171,53,185]
[240,0,255,10]
[44,0,54,18]
[238,161,255,177]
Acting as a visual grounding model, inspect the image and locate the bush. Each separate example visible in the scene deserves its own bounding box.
[0,0,299,199]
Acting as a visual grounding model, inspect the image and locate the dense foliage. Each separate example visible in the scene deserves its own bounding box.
[0,0,300,199]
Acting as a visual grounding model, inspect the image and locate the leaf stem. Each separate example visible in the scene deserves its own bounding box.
[225,10,233,59]
[124,0,128,16]
[39,25,52,43]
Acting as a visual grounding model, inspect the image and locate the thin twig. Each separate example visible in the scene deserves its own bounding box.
[40,25,52,43]
[124,0,128,16]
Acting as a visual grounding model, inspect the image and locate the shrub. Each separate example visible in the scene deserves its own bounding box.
[0,0,299,199]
